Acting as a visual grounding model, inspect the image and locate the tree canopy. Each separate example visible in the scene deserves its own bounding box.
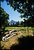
[0,0,34,27]
[5,0,34,26]
[0,0,34,18]
[0,7,9,40]
[0,7,9,30]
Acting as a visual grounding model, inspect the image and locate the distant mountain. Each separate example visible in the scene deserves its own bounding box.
[9,20,21,26]
[10,20,16,25]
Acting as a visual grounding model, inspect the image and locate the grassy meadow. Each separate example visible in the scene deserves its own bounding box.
[1,27,34,49]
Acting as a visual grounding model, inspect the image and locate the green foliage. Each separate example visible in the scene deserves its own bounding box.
[24,16,34,27]
[6,0,34,26]
[0,7,9,30]
[0,0,34,26]
[1,0,34,18]
[0,7,9,40]
[5,0,34,18]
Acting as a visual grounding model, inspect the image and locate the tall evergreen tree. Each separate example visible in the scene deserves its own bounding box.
[0,7,9,40]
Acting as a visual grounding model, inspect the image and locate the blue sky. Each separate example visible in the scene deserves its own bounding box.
[1,1,24,22]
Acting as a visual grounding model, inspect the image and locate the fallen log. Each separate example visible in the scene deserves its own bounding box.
[2,30,17,41]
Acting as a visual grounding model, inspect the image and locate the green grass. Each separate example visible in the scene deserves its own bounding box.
[5,27,34,30]
[5,27,34,37]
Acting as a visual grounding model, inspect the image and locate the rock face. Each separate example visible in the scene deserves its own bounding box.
[2,30,17,41]
[9,20,16,25]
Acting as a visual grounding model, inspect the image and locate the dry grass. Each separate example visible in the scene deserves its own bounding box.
[1,27,34,49]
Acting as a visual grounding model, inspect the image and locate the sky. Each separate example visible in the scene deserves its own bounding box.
[1,1,24,22]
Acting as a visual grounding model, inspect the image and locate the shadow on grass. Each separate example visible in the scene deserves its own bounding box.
[10,36,34,50]
[0,36,34,50]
